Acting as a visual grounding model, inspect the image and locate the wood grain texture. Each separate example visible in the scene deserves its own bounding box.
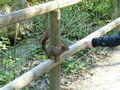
[48,9,61,90]
[0,0,85,28]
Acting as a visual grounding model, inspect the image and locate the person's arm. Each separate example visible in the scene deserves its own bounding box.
[92,31,120,47]
[85,31,120,48]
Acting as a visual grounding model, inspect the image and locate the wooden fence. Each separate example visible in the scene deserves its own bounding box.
[0,0,120,90]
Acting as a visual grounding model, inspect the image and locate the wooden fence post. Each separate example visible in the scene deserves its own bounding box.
[48,9,61,90]
[115,0,120,29]
[115,0,120,18]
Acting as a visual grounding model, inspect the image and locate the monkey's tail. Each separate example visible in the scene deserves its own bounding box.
[40,37,48,52]
[42,44,46,52]
[40,28,49,52]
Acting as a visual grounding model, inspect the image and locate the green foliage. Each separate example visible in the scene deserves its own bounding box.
[0,57,21,86]
[27,0,40,5]
[0,0,15,7]
[80,0,113,19]
[29,44,47,61]
[32,14,48,38]
[3,57,21,69]
[61,0,113,41]
[0,70,16,87]
[0,34,10,54]
[62,58,87,73]
[62,59,80,73]
[62,49,89,73]
[27,0,51,5]
[61,7,91,40]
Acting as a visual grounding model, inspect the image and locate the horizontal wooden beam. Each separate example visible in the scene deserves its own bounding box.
[1,17,120,90]
[0,0,85,28]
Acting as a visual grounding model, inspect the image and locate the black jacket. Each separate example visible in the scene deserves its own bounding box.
[92,31,120,47]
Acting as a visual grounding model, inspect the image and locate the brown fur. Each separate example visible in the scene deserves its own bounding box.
[40,28,49,51]
[40,28,69,62]
[46,43,69,62]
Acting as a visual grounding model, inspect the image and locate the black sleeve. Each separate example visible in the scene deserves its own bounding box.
[92,31,120,47]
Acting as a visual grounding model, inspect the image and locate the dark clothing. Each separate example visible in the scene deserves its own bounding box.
[92,31,120,47]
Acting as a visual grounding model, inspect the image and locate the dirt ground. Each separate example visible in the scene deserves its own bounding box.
[69,47,120,90]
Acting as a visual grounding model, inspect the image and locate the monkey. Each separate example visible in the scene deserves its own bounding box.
[40,28,69,62]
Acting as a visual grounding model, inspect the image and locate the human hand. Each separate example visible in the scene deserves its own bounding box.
[84,39,94,48]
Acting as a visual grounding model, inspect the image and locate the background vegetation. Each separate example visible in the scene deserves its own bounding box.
[0,0,114,88]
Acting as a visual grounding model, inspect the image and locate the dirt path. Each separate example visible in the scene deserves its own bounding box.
[69,47,120,90]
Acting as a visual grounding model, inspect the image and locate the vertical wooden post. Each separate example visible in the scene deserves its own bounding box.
[115,0,120,18]
[115,0,120,29]
[48,9,61,90]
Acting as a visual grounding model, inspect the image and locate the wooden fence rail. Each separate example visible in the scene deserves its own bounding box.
[1,17,120,90]
[0,0,85,28]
